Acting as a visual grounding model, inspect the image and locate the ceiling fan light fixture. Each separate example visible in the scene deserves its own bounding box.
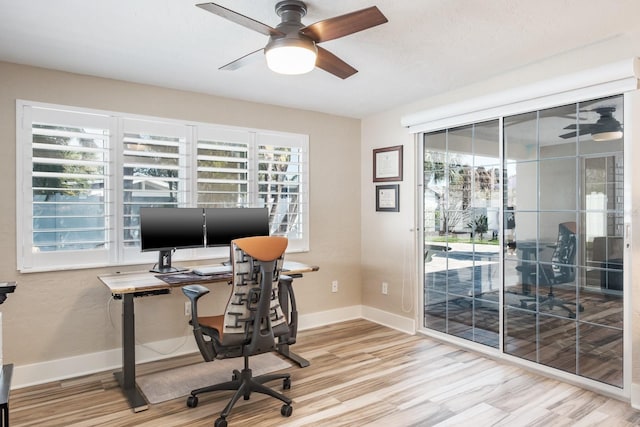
[591,130,623,142]
[265,37,317,75]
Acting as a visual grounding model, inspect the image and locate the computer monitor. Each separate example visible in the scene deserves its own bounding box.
[205,207,270,247]
[139,207,205,273]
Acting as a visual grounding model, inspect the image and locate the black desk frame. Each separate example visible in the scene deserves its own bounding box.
[112,290,170,412]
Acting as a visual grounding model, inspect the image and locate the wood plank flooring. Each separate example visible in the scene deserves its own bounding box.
[8,319,640,426]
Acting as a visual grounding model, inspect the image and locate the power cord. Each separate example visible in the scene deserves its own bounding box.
[107,295,191,356]
[401,229,414,314]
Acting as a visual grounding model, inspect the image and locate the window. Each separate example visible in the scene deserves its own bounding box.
[17,101,309,272]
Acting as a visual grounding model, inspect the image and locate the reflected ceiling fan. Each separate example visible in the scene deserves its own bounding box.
[559,107,623,141]
[196,1,388,79]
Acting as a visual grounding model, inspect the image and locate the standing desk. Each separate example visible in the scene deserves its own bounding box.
[98,261,318,412]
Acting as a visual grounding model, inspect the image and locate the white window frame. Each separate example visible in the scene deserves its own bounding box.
[16,100,309,272]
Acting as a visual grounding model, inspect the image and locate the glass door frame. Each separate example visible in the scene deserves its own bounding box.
[416,93,632,399]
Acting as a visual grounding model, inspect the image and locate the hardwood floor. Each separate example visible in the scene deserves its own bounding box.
[9,319,640,426]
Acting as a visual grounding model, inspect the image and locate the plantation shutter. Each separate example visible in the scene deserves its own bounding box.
[195,126,251,208]
[121,119,189,254]
[257,132,308,251]
[19,105,111,270]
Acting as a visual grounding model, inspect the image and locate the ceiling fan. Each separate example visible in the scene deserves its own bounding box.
[559,107,623,141]
[196,1,388,79]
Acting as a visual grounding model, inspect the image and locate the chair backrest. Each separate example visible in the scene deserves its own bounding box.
[220,236,289,356]
[550,221,577,283]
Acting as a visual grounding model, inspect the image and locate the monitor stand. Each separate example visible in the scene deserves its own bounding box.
[150,250,187,274]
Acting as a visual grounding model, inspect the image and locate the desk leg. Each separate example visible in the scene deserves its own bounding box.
[113,293,149,412]
[277,277,310,368]
[1,403,7,427]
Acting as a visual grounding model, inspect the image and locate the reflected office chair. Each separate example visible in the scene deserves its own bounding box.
[520,222,583,318]
[182,236,293,427]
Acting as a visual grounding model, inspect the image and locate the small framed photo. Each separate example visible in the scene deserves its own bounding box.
[376,184,399,212]
[373,145,403,182]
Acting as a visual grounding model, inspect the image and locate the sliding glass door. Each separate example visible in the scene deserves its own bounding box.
[422,94,624,388]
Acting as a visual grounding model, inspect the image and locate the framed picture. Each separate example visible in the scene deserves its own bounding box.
[373,145,403,182]
[376,184,399,212]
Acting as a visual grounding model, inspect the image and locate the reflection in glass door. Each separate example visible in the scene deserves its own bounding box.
[423,94,624,388]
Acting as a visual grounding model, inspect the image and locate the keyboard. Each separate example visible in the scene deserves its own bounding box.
[192,265,232,276]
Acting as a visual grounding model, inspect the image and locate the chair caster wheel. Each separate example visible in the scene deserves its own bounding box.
[186,395,198,408]
[283,377,291,390]
[281,404,293,417]
[215,418,228,427]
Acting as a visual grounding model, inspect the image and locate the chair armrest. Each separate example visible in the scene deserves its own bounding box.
[182,285,217,362]
[182,284,210,321]
[182,284,210,300]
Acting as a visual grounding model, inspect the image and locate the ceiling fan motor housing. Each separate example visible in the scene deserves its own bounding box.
[266,0,317,59]
[275,0,307,21]
[593,107,620,132]
[267,0,316,50]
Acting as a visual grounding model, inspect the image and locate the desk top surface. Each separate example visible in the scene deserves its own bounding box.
[99,261,318,295]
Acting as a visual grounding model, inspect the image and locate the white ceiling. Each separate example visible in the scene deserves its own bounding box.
[1,0,640,118]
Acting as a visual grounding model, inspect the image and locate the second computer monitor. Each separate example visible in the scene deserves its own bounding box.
[205,207,270,247]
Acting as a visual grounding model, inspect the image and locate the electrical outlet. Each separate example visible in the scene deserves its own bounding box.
[382,282,388,295]
[331,280,339,293]
[184,301,191,316]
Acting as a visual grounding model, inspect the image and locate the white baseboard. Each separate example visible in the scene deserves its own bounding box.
[361,305,416,334]
[631,383,640,409]
[13,336,200,389]
[11,306,413,389]
[298,305,363,330]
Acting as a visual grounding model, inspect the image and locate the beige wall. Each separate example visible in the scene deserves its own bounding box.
[0,61,362,366]
[360,113,416,319]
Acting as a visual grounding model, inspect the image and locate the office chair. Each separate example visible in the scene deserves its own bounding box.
[520,222,584,318]
[182,236,293,427]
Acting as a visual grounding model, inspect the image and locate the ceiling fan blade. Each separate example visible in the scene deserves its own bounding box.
[300,6,388,43]
[219,48,264,71]
[315,46,357,79]
[563,123,597,132]
[559,125,595,139]
[559,131,578,139]
[197,2,284,36]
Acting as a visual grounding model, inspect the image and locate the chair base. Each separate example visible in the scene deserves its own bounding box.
[186,357,292,426]
[520,291,584,318]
